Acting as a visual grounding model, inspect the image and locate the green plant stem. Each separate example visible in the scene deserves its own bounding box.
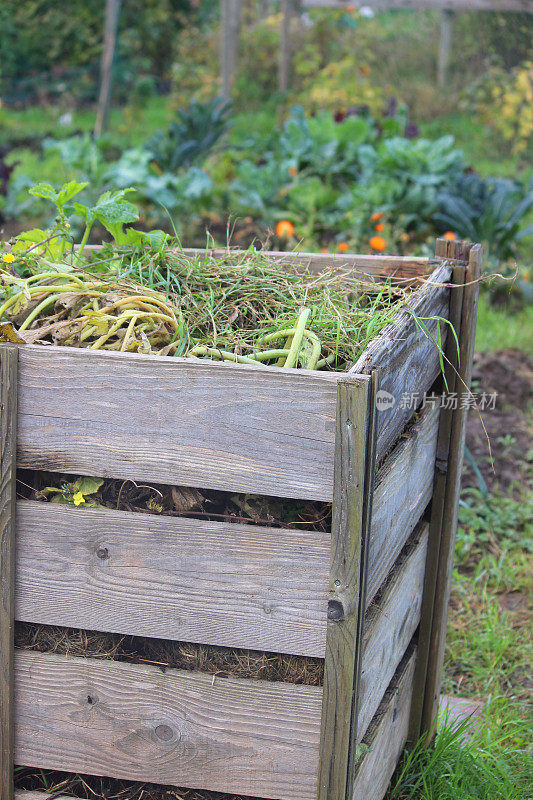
[75,223,93,266]
[283,307,311,368]
[18,293,60,331]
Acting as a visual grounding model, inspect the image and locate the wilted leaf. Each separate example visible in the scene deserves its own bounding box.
[0,323,25,343]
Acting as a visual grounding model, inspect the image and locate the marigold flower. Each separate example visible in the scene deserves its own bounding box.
[370,212,383,222]
[443,231,457,241]
[374,223,385,232]
[2,252,15,264]
[400,232,410,242]
[72,492,85,506]
[369,235,386,252]
[275,220,295,238]
[288,166,298,177]
[338,242,349,252]
[321,247,329,253]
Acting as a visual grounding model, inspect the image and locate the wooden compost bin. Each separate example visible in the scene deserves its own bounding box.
[0,237,481,800]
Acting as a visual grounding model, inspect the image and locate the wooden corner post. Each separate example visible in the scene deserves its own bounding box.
[409,239,482,742]
[317,373,378,800]
[0,344,18,800]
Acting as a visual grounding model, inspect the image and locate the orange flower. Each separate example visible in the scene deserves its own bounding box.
[375,223,384,232]
[370,212,383,222]
[288,166,298,177]
[400,232,410,242]
[369,235,386,252]
[347,4,356,12]
[276,220,295,238]
[443,231,457,241]
[321,247,329,253]
[338,242,349,252]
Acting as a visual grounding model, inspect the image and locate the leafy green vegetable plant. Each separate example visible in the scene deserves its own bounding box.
[146,96,232,173]
[436,174,533,265]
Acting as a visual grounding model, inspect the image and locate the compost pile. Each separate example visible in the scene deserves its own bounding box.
[0,241,417,370]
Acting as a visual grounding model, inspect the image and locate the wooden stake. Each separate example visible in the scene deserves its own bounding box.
[409,239,481,742]
[346,370,379,790]
[221,0,243,99]
[0,345,18,800]
[437,9,454,89]
[279,0,295,92]
[317,376,373,800]
[94,0,121,137]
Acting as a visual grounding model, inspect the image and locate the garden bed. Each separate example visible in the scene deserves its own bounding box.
[1,238,481,800]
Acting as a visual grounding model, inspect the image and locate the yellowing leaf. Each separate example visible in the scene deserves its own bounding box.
[0,323,25,344]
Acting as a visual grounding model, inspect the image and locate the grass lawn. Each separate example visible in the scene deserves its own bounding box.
[476,295,533,357]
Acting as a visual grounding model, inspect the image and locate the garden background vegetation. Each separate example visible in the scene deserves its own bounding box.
[1,3,532,798]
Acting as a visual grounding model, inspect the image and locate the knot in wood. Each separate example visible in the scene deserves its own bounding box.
[96,546,109,560]
[327,598,345,622]
[154,724,174,742]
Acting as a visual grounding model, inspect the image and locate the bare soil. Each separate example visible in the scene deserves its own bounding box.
[464,349,532,493]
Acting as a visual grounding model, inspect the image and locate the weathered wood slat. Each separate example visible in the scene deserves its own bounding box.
[0,345,18,800]
[351,647,417,800]
[14,650,322,800]
[420,243,482,735]
[15,794,77,800]
[408,247,467,743]
[16,344,357,502]
[346,371,380,792]
[367,402,440,606]
[178,248,430,279]
[15,500,330,657]
[317,379,372,800]
[357,523,428,743]
[351,262,451,460]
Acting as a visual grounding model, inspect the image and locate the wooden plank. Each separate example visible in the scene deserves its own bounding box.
[351,647,417,800]
[0,345,18,800]
[14,650,322,800]
[178,248,430,279]
[302,0,533,11]
[15,500,330,657]
[367,401,440,607]
[346,370,380,793]
[16,794,77,800]
[317,378,371,800]
[420,243,482,735]
[16,344,359,502]
[408,242,467,743]
[351,262,451,460]
[357,523,428,743]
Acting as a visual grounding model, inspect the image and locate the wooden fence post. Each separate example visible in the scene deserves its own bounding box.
[221,0,243,99]
[409,239,482,742]
[278,0,295,92]
[317,375,377,800]
[94,0,121,137]
[437,9,454,88]
[0,345,18,800]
